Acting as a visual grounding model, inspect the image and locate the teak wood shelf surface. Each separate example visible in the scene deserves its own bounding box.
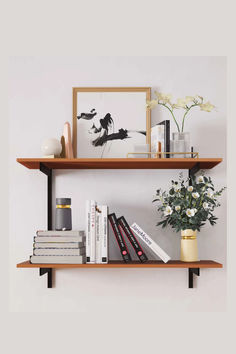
[17,158,222,170]
[17,260,222,269]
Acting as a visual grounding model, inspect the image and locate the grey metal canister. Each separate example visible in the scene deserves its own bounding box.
[55,198,72,230]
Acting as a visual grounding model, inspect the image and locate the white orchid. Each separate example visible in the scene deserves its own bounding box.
[175,205,181,211]
[192,192,200,199]
[176,98,187,108]
[187,186,193,192]
[186,209,196,217]
[196,175,204,184]
[203,202,209,210]
[146,99,158,109]
[200,101,215,112]
[164,206,173,216]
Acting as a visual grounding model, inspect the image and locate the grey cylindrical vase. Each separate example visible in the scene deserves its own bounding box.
[55,198,72,231]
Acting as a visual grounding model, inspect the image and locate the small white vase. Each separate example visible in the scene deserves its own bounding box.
[41,138,62,157]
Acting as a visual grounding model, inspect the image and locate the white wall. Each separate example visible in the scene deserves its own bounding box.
[9,56,227,312]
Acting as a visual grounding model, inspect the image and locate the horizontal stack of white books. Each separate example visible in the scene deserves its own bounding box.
[30,230,86,264]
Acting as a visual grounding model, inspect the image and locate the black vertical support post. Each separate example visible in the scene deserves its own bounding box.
[39,163,53,230]
[188,268,200,288]
[39,268,53,288]
[188,162,200,184]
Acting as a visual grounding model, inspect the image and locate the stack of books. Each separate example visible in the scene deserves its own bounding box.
[30,230,86,264]
[86,200,108,264]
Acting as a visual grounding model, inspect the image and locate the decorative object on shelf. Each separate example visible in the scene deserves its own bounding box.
[130,143,150,158]
[41,138,62,158]
[55,198,72,231]
[147,92,215,157]
[151,120,170,158]
[153,174,225,262]
[73,87,151,158]
[61,122,74,158]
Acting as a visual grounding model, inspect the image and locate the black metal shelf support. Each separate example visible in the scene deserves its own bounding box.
[40,163,52,230]
[188,162,200,182]
[39,268,53,288]
[188,268,200,288]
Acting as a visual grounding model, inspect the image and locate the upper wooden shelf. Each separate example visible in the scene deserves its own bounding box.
[17,158,222,170]
[17,260,222,269]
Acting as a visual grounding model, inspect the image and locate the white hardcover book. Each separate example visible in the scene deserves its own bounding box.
[33,242,84,249]
[30,255,86,264]
[101,205,108,264]
[36,230,85,236]
[33,247,85,256]
[151,125,165,158]
[86,200,91,263]
[130,223,171,263]
[90,200,96,263]
[95,205,102,263]
[34,236,85,243]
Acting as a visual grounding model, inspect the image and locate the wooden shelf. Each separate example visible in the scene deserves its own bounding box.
[17,260,222,269]
[17,158,222,170]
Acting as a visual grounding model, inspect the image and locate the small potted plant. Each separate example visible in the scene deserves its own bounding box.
[147,92,215,157]
[153,174,225,262]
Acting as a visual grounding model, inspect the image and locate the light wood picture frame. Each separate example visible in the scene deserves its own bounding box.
[73,87,151,158]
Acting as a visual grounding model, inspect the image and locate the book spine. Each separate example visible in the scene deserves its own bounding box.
[130,223,171,263]
[108,213,131,263]
[95,205,102,263]
[118,216,148,263]
[86,200,91,263]
[90,200,96,263]
[101,206,108,264]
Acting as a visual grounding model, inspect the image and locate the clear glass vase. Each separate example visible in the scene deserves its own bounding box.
[171,132,190,158]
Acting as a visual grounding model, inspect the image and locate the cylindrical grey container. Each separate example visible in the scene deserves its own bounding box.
[55,198,72,231]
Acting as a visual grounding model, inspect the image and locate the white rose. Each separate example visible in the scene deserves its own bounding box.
[164,206,173,216]
[207,189,214,198]
[196,176,204,184]
[186,209,195,217]
[174,185,180,192]
[203,202,209,209]
[175,205,181,211]
[193,208,198,213]
[187,186,193,192]
[192,192,200,199]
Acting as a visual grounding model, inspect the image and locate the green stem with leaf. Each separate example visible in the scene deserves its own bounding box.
[159,103,180,132]
[181,104,199,132]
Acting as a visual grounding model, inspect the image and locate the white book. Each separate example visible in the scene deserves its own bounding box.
[33,247,85,256]
[95,205,102,263]
[30,255,86,264]
[33,242,84,249]
[130,223,171,263]
[34,236,85,243]
[101,205,108,264]
[86,200,91,263]
[36,230,85,236]
[151,125,165,158]
[90,200,96,264]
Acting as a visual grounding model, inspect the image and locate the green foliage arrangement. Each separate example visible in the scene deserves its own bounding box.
[153,174,225,232]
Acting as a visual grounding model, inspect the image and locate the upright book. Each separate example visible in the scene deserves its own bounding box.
[101,205,108,264]
[118,216,148,263]
[108,213,131,263]
[130,223,171,263]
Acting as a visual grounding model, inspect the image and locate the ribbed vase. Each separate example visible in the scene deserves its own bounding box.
[180,229,198,262]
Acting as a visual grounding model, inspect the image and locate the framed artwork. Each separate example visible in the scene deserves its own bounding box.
[72,87,151,158]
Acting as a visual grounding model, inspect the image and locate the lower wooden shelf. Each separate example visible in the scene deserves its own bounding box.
[17,260,222,289]
[17,260,222,269]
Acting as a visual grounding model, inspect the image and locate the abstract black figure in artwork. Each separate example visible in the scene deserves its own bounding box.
[77,109,146,156]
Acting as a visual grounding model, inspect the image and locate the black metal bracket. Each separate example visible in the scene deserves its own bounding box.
[39,163,52,230]
[39,268,53,288]
[188,162,200,184]
[188,268,200,288]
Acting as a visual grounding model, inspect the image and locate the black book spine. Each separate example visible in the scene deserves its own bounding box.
[108,213,132,263]
[118,216,148,263]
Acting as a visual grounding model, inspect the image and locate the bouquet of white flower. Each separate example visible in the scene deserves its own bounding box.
[153,174,225,232]
[146,92,215,133]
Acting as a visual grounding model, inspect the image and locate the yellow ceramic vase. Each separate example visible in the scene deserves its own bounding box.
[180,229,198,262]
